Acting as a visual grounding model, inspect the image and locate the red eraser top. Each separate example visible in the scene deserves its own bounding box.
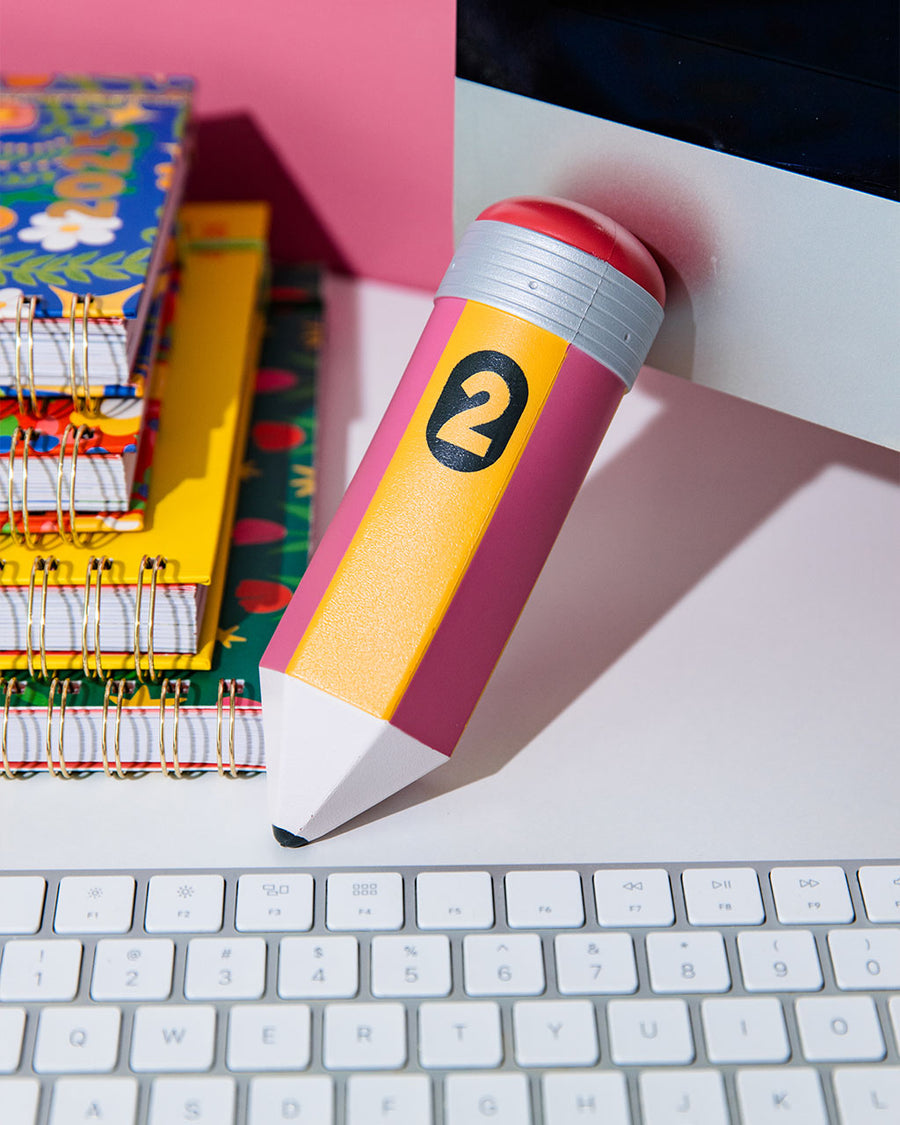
[477,196,666,308]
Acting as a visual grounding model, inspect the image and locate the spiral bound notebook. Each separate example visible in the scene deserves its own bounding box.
[0,201,268,679]
[0,74,192,398]
[0,262,320,777]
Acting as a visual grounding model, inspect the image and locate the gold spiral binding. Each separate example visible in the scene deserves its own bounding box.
[101,677,128,779]
[26,555,57,680]
[1,676,23,780]
[13,294,39,415]
[81,556,112,678]
[133,555,166,682]
[158,676,184,778]
[45,675,74,779]
[6,426,39,548]
[55,423,93,547]
[68,294,97,414]
[216,678,238,778]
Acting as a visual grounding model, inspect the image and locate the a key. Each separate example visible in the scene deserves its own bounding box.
[148,1077,235,1124]
[858,865,900,923]
[323,1002,407,1070]
[639,1070,729,1125]
[0,939,82,1001]
[248,1076,334,1124]
[49,1077,137,1125]
[346,1075,432,1124]
[542,1072,630,1125]
[645,931,730,993]
[235,873,314,932]
[33,1006,121,1073]
[770,866,854,924]
[701,997,790,1063]
[91,938,174,1002]
[54,876,135,934]
[832,1065,900,1124]
[795,995,886,1062]
[0,1007,25,1072]
[278,935,359,998]
[0,1078,40,1125]
[593,868,674,927]
[144,875,224,933]
[828,928,900,989]
[444,1073,531,1125]
[325,872,403,931]
[226,1003,311,1071]
[370,933,451,997]
[512,999,598,1066]
[682,867,765,926]
[130,1005,217,1072]
[505,870,584,929]
[463,933,545,996]
[737,929,823,992]
[184,936,267,1000]
[735,1067,828,1125]
[418,1000,502,1068]
[0,877,45,935]
[554,932,637,995]
[416,870,494,930]
[607,998,694,1065]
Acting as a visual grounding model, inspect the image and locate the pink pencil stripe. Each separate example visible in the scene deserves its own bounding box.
[390,345,626,755]
[261,296,466,673]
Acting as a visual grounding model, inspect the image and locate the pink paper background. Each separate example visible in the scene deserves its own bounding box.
[1,0,455,289]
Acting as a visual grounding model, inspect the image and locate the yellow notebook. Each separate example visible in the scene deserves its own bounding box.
[0,202,269,673]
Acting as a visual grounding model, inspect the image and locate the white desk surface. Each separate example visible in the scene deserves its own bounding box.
[2,275,898,871]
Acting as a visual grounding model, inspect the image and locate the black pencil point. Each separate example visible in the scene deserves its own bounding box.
[272,824,310,847]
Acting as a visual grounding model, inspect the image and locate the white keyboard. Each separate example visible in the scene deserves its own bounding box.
[1,861,898,1124]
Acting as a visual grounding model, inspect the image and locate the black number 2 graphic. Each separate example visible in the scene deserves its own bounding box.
[426,350,528,472]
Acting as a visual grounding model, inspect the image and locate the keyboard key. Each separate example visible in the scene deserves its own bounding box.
[795,995,886,1061]
[463,933,545,996]
[554,932,638,995]
[828,927,900,989]
[418,1001,502,1068]
[0,939,82,1001]
[512,999,598,1066]
[858,865,900,922]
[0,877,45,934]
[148,1077,235,1124]
[444,1073,531,1125]
[326,872,403,931]
[505,870,584,928]
[891,996,900,1051]
[738,929,823,992]
[833,1065,900,1124]
[54,876,135,934]
[607,999,694,1065]
[639,1070,729,1125]
[645,931,731,993]
[226,1004,311,1071]
[184,936,267,1000]
[278,935,359,998]
[346,1075,431,1124]
[370,934,451,997]
[593,868,674,927]
[542,1072,630,1125]
[0,1077,40,1125]
[33,1006,121,1073]
[235,873,314,932]
[248,1076,334,1124]
[130,1005,217,1072]
[701,997,790,1063]
[145,875,224,933]
[91,938,174,1001]
[323,1002,406,1069]
[0,1007,25,1072]
[49,1077,137,1125]
[770,866,854,924]
[682,867,765,925]
[735,1067,828,1125]
[416,870,494,930]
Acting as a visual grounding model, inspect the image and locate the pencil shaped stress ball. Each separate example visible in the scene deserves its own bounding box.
[260,197,665,844]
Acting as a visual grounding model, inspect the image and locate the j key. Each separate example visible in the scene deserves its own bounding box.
[639,1070,729,1125]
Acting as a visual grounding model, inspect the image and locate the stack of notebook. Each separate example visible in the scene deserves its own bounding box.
[0,75,317,774]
